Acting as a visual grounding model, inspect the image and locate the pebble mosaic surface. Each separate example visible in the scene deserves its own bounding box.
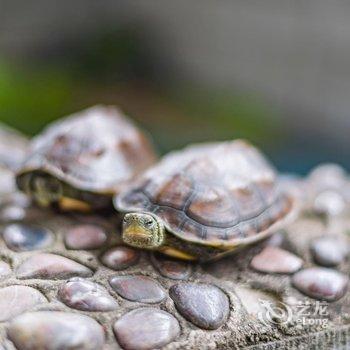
[1,132,350,349]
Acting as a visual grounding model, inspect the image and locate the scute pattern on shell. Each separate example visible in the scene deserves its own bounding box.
[17,106,157,193]
[116,140,294,246]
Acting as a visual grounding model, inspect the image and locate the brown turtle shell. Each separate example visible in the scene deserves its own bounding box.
[16,106,157,194]
[116,140,295,247]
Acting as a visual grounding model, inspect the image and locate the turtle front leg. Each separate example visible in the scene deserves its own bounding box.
[158,246,197,261]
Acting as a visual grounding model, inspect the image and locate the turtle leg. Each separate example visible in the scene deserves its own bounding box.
[161,232,235,262]
[58,197,92,212]
[158,246,197,261]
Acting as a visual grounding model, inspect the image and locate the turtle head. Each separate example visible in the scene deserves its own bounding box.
[19,172,63,207]
[122,212,165,249]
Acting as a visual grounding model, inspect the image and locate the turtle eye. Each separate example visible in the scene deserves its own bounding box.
[123,216,129,224]
[145,218,154,227]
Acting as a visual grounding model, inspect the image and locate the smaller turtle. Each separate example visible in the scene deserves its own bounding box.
[16,106,157,212]
[115,140,296,262]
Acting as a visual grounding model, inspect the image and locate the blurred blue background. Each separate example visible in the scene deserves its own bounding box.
[0,1,349,174]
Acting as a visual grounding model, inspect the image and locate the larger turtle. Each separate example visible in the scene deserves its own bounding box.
[115,140,295,262]
[16,106,157,211]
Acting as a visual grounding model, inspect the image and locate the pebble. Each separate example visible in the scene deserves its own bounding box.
[114,308,180,350]
[16,253,93,279]
[0,205,26,222]
[0,126,28,170]
[4,192,31,207]
[311,236,348,267]
[0,193,30,218]
[65,224,107,250]
[0,285,46,321]
[0,169,16,194]
[0,261,11,277]
[3,224,54,251]
[313,190,346,216]
[292,268,348,301]
[169,283,229,330]
[151,253,192,280]
[58,278,118,312]
[7,311,105,350]
[308,163,347,190]
[101,246,140,270]
[109,275,166,303]
[250,246,303,274]
[307,164,348,216]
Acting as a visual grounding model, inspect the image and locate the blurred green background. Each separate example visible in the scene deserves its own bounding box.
[1,1,349,174]
[0,40,281,163]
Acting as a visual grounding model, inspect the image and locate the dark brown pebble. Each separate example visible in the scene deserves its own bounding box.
[16,253,93,279]
[58,278,118,311]
[7,311,105,350]
[114,308,180,350]
[169,283,229,330]
[151,253,192,280]
[101,246,139,270]
[310,236,348,267]
[109,275,166,303]
[292,267,348,301]
[65,224,107,250]
[3,224,54,251]
[250,246,303,274]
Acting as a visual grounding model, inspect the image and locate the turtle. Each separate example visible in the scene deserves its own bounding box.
[16,106,157,212]
[115,140,296,262]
